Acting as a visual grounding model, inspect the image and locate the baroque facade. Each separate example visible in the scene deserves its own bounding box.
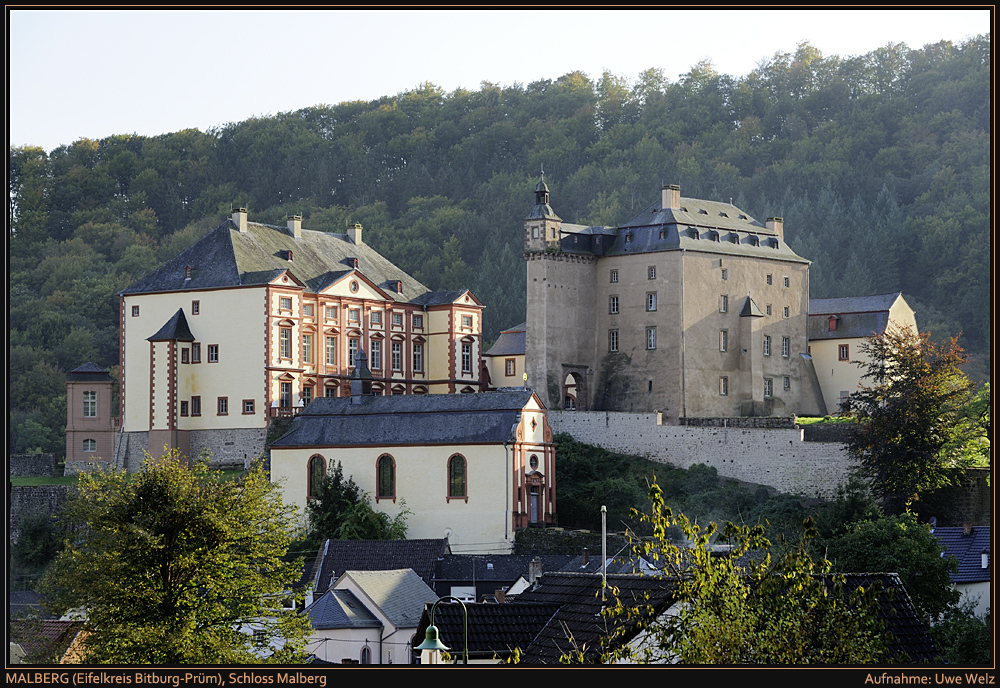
[118,210,484,466]
[524,178,826,420]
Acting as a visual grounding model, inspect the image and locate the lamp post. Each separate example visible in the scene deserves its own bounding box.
[415,596,469,665]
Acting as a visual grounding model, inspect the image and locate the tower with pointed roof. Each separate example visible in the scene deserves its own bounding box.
[524,180,827,420]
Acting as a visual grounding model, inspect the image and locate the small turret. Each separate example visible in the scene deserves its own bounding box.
[524,170,562,252]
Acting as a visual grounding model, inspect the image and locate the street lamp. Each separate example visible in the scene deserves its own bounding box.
[415,596,468,665]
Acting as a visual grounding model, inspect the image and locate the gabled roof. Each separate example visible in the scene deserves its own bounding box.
[512,572,677,664]
[809,293,904,316]
[808,293,908,341]
[336,569,438,630]
[304,589,382,631]
[147,309,195,342]
[309,538,450,592]
[932,526,991,584]
[409,289,482,307]
[840,573,939,663]
[413,602,562,659]
[270,390,540,448]
[9,619,85,664]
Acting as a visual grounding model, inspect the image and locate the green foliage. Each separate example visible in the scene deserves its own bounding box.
[40,450,311,664]
[844,326,981,512]
[303,461,410,548]
[598,481,891,665]
[930,601,992,665]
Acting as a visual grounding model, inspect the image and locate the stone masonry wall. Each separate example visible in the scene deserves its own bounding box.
[122,429,266,471]
[9,454,56,478]
[9,486,71,546]
[549,411,854,497]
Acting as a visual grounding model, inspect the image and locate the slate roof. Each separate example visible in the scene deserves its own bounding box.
[739,295,765,317]
[840,573,939,663]
[304,589,382,630]
[932,526,991,584]
[558,195,808,264]
[269,389,538,448]
[147,309,195,342]
[120,219,433,303]
[435,554,574,586]
[66,362,113,382]
[808,293,907,341]
[484,322,526,357]
[810,293,904,316]
[337,569,439,630]
[9,619,84,663]
[309,538,450,592]
[413,602,562,660]
[512,572,677,664]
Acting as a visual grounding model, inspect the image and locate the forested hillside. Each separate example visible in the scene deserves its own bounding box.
[9,37,990,457]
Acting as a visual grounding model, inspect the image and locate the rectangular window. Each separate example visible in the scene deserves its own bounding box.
[391,342,402,371]
[181,348,189,364]
[720,330,728,352]
[766,304,772,316]
[302,334,313,365]
[191,396,201,416]
[303,304,314,317]
[462,315,473,329]
[610,269,618,283]
[413,343,424,372]
[646,327,656,350]
[764,378,773,398]
[413,314,423,329]
[839,344,850,361]
[392,313,402,327]
[782,337,790,358]
[180,401,189,416]
[279,383,291,408]
[302,387,312,405]
[192,343,201,363]
[243,399,255,415]
[783,306,790,319]
[720,295,728,313]
[783,276,790,288]
[532,226,539,239]
[609,295,619,314]
[721,268,727,281]
[192,300,200,315]
[326,306,338,320]
[764,335,772,356]
[280,297,292,311]
[646,292,657,311]
[783,376,791,390]
[131,305,139,317]
[208,344,218,363]
[720,377,729,396]
[349,338,359,366]
[326,336,337,366]
[83,391,97,418]
[461,343,472,373]
[648,266,656,280]
[349,309,360,322]
[609,330,619,352]
[766,274,773,286]
[325,387,337,398]
[505,358,516,376]
[370,310,382,325]
[279,329,291,359]
[370,340,382,369]
[217,397,228,415]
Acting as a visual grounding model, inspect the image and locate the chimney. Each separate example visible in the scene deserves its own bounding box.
[662,184,681,210]
[528,558,543,585]
[963,522,974,536]
[232,208,248,233]
[287,215,302,239]
[581,547,589,566]
[495,589,507,604]
[766,217,784,241]
[348,223,363,246]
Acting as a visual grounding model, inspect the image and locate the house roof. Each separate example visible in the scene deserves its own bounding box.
[309,538,450,593]
[269,389,539,448]
[932,526,991,584]
[809,293,904,316]
[147,309,195,342]
[336,569,439,630]
[808,293,908,341]
[121,218,470,307]
[840,573,939,663]
[304,589,382,631]
[483,323,526,357]
[65,362,113,382]
[413,602,562,659]
[512,572,677,664]
[434,554,575,586]
[9,619,84,664]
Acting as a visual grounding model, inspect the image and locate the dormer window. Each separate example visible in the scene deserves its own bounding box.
[698,209,708,215]
[624,232,633,243]
[184,265,192,279]
[396,281,403,293]
[731,233,739,243]
[829,316,838,332]
[286,250,293,261]
[691,229,700,240]
[719,212,728,217]
[353,258,359,269]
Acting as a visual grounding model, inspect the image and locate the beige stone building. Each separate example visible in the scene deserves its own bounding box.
[807,292,917,414]
[269,382,555,554]
[119,210,484,467]
[524,178,826,421]
[483,321,526,389]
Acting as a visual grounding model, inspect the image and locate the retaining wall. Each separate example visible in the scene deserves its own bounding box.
[8,486,71,546]
[549,411,854,497]
[9,454,56,478]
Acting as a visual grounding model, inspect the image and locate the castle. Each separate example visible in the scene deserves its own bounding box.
[524,178,827,421]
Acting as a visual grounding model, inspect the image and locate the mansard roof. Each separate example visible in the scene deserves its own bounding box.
[121,218,432,303]
[269,389,539,448]
[484,322,526,357]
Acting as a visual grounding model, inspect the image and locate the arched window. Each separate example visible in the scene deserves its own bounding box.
[360,646,371,664]
[308,455,326,500]
[448,454,467,501]
[376,455,395,501]
[83,439,97,453]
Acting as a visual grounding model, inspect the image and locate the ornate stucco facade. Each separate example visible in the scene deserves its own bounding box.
[524,179,827,421]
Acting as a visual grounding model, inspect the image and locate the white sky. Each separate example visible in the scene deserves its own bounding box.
[8,9,992,154]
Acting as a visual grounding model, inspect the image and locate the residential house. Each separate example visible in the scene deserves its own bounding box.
[524,177,826,420]
[432,554,574,601]
[483,322,526,390]
[118,210,484,469]
[932,524,991,618]
[270,381,556,553]
[807,292,917,414]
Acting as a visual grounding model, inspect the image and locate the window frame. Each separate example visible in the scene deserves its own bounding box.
[461,315,473,330]
[447,454,468,502]
[646,292,657,312]
[610,269,618,283]
[207,344,218,363]
[783,376,791,390]
[391,341,402,372]
[719,330,728,352]
[192,342,201,364]
[720,376,729,396]
[370,310,382,326]
[839,344,850,361]
[303,304,314,318]
[191,300,200,315]
[376,454,396,502]
[412,314,424,329]
[279,328,292,359]
[392,312,403,327]
[191,396,201,417]
[647,266,656,280]
[461,342,472,374]
[609,295,619,314]
[326,336,338,367]
[413,342,424,372]
[279,296,292,311]
[720,295,728,313]
[131,305,139,317]
[646,327,656,350]
[180,400,189,417]
[766,274,773,286]
[783,306,790,319]
[721,268,727,281]
[181,347,190,364]
[370,340,382,370]
[243,399,255,415]
[83,391,97,418]
[609,329,619,353]
[83,439,97,453]
[217,397,228,415]
[764,378,774,398]
[763,335,771,357]
[782,337,790,358]
[325,305,338,321]
[308,455,326,500]
[505,358,516,377]
[302,334,313,366]
[783,276,790,288]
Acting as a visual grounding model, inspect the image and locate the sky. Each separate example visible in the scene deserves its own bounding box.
[8,9,992,154]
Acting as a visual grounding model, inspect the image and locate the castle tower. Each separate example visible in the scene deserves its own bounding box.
[523,171,562,252]
[65,362,117,473]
